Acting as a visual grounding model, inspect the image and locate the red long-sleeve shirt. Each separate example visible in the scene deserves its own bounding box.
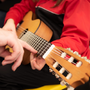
[5,0,90,59]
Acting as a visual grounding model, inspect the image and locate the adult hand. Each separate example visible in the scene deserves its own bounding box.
[0,28,37,71]
[30,53,46,70]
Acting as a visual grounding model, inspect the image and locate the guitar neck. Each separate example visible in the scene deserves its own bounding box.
[20,30,52,57]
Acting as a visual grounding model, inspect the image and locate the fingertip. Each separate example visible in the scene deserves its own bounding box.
[12,63,18,71]
[12,66,16,71]
[32,67,36,70]
[2,60,6,66]
[33,59,40,70]
[30,49,37,54]
[31,59,36,70]
[11,61,21,71]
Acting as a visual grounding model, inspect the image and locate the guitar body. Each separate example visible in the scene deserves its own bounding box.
[16,11,53,64]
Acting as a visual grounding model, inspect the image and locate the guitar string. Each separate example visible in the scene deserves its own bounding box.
[16,26,28,38]
[17,26,52,53]
[16,26,76,65]
[50,48,69,72]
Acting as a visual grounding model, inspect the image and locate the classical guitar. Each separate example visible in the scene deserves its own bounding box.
[8,11,90,89]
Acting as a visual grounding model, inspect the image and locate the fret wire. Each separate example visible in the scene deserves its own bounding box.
[38,42,52,56]
[35,34,52,53]
[26,32,40,48]
[34,39,42,51]
[38,41,49,54]
[36,41,44,51]
[31,38,43,51]
[21,32,34,44]
[29,36,38,46]
[40,45,49,54]
[36,39,49,55]
[37,40,47,53]
[32,37,43,51]
[37,41,47,55]
[29,38,40,50]
[33,34,48,52]
[36,40,45,51]
[30,40,37,48]
[20,31,38,49]
[27,36,35,46]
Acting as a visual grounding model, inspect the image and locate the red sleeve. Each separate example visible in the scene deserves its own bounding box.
[4,0,37,26]
[51,0,90,57]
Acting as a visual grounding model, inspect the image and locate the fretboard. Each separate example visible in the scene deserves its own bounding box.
[20,30,52,57]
